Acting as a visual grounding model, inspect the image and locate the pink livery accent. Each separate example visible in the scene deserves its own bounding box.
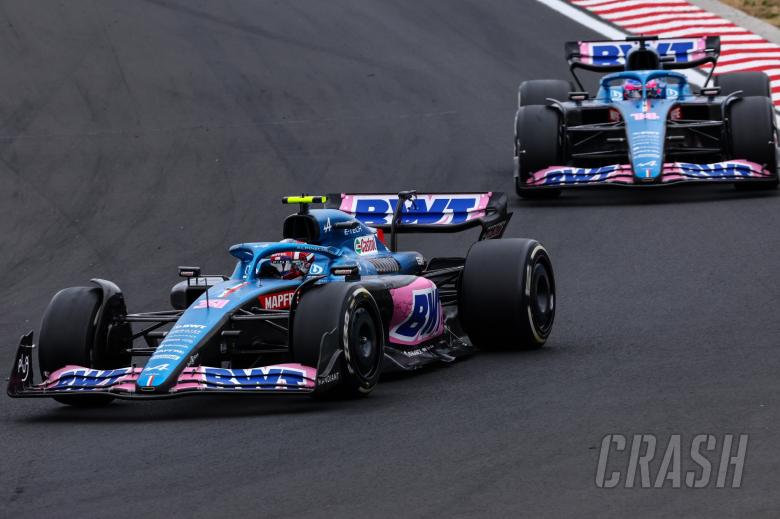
[659,160,773,182]
[526,164,635,186]
[339,194,355,213]
[388,277,444,346]
[525,160,772,186]
[577,37,708,66]
[38,363,317,394]
[169,364,316,392]
[338,193,492,225]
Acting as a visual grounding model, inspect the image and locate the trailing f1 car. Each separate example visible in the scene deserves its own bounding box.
[7,192,555,405]
[514,35,779,197]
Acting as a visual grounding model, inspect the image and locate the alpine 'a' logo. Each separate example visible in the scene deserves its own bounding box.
[323,218,332,233]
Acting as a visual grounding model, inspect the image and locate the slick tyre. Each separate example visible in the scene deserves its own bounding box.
[38,286,129,406]
[716,71,771,98]
[517,79,573,107]
[459,239,555,349]
[515,105,563,198]
[292,283,383,397]
[727,95,778,190]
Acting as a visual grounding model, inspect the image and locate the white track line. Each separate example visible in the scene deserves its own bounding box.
[718,52,780,64]
[535,0,626,39]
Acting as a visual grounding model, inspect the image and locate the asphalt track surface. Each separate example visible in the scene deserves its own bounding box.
[1,1,779,517]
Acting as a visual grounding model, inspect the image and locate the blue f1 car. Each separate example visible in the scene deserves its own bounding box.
[8,192,555,405]
[513,35,779,197]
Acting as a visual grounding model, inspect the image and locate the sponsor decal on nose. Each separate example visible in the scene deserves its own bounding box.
[194,298,230,309]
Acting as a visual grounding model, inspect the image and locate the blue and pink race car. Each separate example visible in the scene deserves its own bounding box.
[8,192,555,405]
[514,35,779,197]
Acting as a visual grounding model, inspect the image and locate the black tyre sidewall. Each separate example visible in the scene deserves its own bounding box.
[339,287,383,395]
[728,96,778,189]
[38,287,116,406]
[518,79,572,107]
[516,105,562,175]
[39,287,101,378]
[716,72,771,98]
[459,239,555,349]
[292,283,384,396]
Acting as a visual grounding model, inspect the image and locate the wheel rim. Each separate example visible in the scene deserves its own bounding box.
[530,261,554,334]
[349,307,379,378]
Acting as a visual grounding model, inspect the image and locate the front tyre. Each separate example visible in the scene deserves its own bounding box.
[292,283,384,397]
[727,96,779,190]
[38,286,130,406]
[515,105,563,199]
[459,239,555,349]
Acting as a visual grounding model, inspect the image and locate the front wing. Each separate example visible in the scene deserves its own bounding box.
[7,333,317,400]
[522,160,776,188]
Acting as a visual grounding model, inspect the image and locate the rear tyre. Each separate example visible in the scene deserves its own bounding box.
[38,286,130,406]
[518,79,573,107]
[459,239,555,349]
[715,72,771,98]
[292,283,383,397]
[515,105,563,198]
[727,96,778,190]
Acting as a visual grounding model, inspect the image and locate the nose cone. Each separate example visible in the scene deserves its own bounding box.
[621,99,669,183]
[135,280,252,393]
[136,312,213,393]
[629,136,664,182]
[627,119,665,182]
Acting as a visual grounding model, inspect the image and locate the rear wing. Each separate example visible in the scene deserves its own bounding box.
[327,191,511,242]
[565,36,720,88]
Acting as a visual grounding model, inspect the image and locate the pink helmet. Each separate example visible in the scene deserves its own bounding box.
[645,79,666,99]
[624,78,667,100]
[623,79,642,100]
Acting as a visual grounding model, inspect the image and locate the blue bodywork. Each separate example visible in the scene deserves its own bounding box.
[596,70,690,182]
[516,36,778,190]
[137,207,422,392]
[7,192,510,400]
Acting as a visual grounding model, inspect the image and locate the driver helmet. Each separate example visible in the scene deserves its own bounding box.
[268,243,314,279]
[645,78,666,99]
[623,79,643,100]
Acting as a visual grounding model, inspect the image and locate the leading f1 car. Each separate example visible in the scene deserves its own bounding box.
[514,35,779,197]
[7,192,555,405]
